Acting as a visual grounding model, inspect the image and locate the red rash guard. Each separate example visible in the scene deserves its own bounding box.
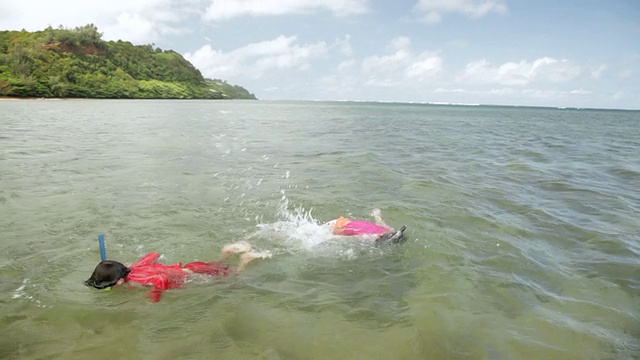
[125,252,231,302]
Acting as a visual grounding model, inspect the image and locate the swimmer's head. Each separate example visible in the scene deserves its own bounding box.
[324,217,350,235]
[84,260,131,290]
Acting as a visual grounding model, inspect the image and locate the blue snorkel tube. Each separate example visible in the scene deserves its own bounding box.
[98,234,106,261]
[98,234,113,291]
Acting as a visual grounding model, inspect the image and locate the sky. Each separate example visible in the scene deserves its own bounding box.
[2,0,639,109]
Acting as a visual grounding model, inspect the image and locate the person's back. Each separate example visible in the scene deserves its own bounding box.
[341,219,390,235]
[126,252,190,292]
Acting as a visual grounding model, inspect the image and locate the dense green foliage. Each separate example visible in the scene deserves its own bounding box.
[0,24,256,99]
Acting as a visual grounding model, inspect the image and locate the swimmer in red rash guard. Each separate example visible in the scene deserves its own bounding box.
[84,241,270,302]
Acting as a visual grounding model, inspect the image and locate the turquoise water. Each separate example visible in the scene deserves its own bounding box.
[1,99,638,359]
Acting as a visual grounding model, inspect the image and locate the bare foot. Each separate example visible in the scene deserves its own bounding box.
[221,241,252,260]
[371,208,387,226]
[238,250,272,271]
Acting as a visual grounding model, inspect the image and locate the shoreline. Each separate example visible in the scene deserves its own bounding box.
[0,96,65,100]
[0,96,254,101]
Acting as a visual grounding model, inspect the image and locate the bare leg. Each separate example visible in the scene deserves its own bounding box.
[220,241,253,261]
[370,208,388,228]
[220,241,271,271]
[237,250,272,271]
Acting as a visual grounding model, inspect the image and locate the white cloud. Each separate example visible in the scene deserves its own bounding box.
[618,69,634,80]
[590,64,607,79]
[435,87,468,93]
[413,0,507,24]
[458,57,582,85]
[359,37,443,86]
[488,88,515,95]
[522,89,563,98]
[334,35,354,57]
[570,89,591,95]
[184,35,328,79]
[388,36,412,52]
[338,59,357,72]
[612,92,625,101]
[105,13,157,44]
[359,37,413,75]
[405,56,444,79]
[432,87,593,105]
[362,49,411,74]
[203,0,370,21]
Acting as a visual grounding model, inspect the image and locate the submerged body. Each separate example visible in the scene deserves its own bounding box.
[85,241,269,302]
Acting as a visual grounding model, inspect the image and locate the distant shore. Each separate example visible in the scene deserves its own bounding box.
[0,97,230,101]
[0,96,66,100]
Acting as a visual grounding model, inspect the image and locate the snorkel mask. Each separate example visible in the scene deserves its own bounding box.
[84,260,131,290]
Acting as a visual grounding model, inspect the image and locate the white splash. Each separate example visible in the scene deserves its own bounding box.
[253,197,334,250]
[12,279,29,299]
[12,278,49,308]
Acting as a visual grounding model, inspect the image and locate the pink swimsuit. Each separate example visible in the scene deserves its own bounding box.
[342,220,390,236]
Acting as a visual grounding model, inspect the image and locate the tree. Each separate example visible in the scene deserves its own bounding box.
[0,24,256,99]
[74,23,102,45]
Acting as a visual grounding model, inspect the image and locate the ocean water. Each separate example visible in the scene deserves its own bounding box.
[0,99,638,359]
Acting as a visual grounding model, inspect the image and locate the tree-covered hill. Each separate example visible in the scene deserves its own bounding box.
[0,24,256,99]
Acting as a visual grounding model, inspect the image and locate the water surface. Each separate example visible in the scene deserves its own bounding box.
[1,100,639,359]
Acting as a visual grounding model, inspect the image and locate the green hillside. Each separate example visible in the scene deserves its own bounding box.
[0,24,256,99]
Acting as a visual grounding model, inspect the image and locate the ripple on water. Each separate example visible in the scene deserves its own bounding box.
[1,101,639,359]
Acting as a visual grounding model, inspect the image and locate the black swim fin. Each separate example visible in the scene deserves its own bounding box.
[376,225,407,244]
